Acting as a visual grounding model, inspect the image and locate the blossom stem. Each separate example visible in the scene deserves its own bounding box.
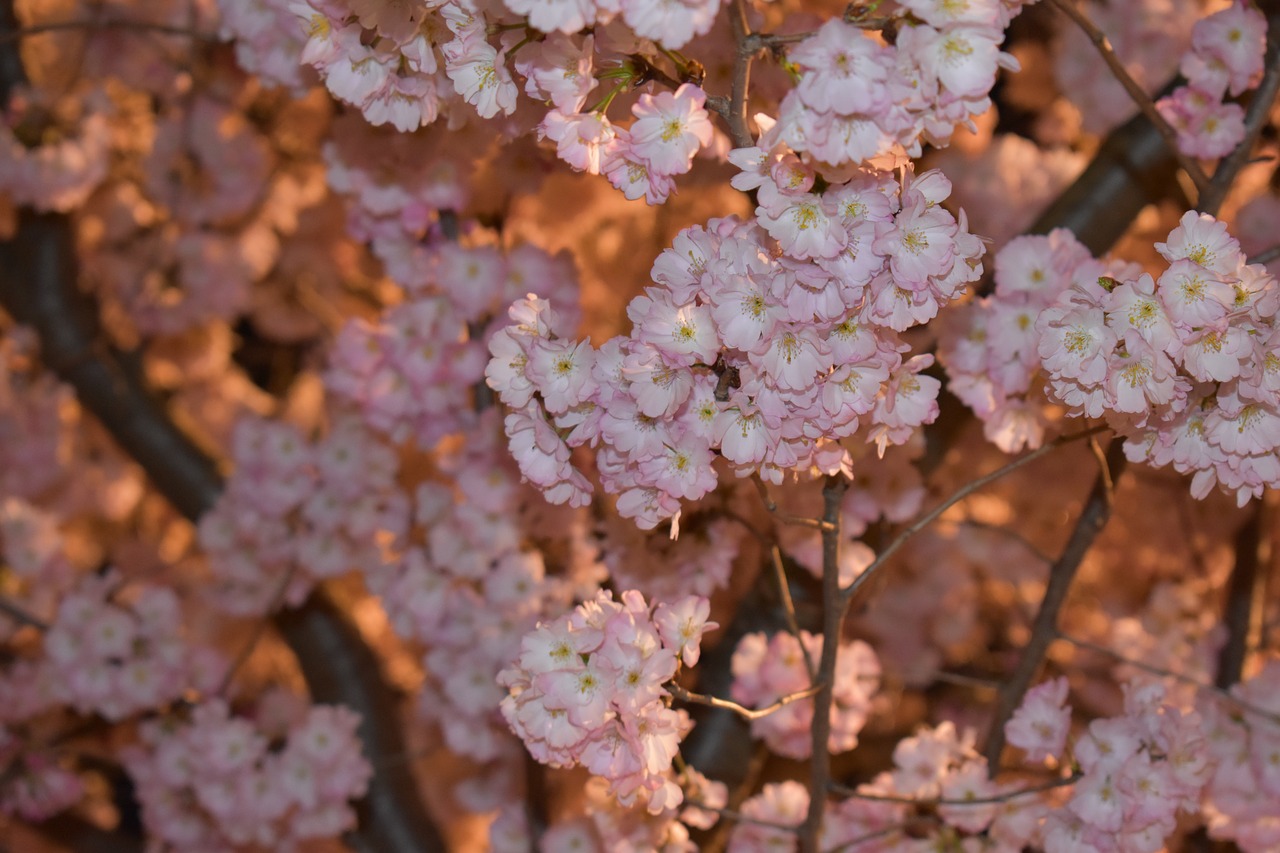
[1047,0,1211,197]
[214,564,297,697]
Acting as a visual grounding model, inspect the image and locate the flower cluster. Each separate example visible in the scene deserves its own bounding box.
[498,590,717,812]
[489,167,982,529]
[1005,676,1073,763]
[5,573,222,722]
[1054,0,1200,134]
[600,510,744,601]
[938,228,1133,452]
[0,730,82,822]
[290,0,723,135]
[0,90,111,213]
[198,416,410,614]
[730,630,880,759]
[1201,661,1280,851]
[1038,683,1213,851]
[771,2,1027,166]
[1037,211,1280,505]
[328,242,580,449]
[542,81,717,205]
[365,416,601,761]
[1158,3,1267,159]
[123,698,372,851]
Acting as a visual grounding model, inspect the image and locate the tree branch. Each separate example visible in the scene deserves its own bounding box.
[1047,0,1210,197]
[982,438,1128,770]
[799,475,848,853]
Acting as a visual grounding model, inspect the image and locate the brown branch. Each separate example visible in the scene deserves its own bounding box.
[0,595,50,630]
[668,681,823,722]
[753,476,835,531]
[1048,0,1210,197]
[828,770,1082,807]
[982,438,1128,770]
[770,545,817,680]
[0,211,447,852]
[1215,501,1269,689]
[799,475,849,853]
[842,426,1108,608]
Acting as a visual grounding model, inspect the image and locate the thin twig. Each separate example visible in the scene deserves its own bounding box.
[668,681,823,722]
[982,439,1128,770]
[681,799,801,832]
[724,0,754,149]
[949,517,1055,566]
[0,595,50,630]
[1048,0,1210,196]
[828,770,1082,806]
[842,425,1108,606]
[770,545,817,680]
[929,670,1002,691]
[214,565,297,697]
[752,476,835,531]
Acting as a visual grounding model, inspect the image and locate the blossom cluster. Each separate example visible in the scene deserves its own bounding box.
[0,730,82,823]
[198,415,410,614]
[729,721,1038,853]
[488,167,982,528]
[730,630,880,759]
[0,91,111,213]
[498,590,717,812]
[1054,0,1200,134]
[1038,211,1280,505]
[327,243,580,449]
[772,1,1029,167]
[942,212,1280,506]
[276,0,1046,210]
[1013,681,1214,851]
[365,416,600,761]
[541,79,718,205]
[1201,661,1280,851]
[0,573,222,723]
[938,228,1133,452]
[289,0,724,135]
[123,698,372,851]
[1158,3,1267,159]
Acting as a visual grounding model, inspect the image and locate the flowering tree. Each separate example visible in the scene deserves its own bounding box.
[2,0,1280,850]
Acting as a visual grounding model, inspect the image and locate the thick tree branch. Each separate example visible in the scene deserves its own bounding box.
[0,207,447,853]
[1215,500,1271,690]
[1048,0,1210,197]
[982,439,1128,769]
[0,11,444,845]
